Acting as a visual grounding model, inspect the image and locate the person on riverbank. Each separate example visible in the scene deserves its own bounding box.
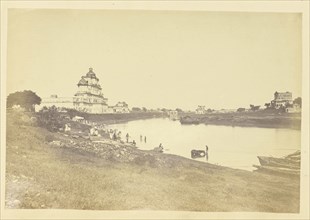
[154,143,164,153]
[113,132,117,140]
[117,131,122,141]
[206,145,209,161]
[126,133,129,143]
[132,140,136,146]
[144,136,147,143]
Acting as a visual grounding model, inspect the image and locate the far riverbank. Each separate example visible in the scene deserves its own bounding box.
[179,111,301,130]
[67,110,301,130]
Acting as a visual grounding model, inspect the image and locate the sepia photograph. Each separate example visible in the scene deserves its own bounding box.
[1,1,309,219]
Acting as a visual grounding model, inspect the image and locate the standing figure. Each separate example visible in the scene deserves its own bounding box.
[117,131,122,140]
[206,145,209,161]
[140,135,143,142]
[132,140,136,146]
[113,132,117,140]
[126,133,129,143]
[144,136,147,143]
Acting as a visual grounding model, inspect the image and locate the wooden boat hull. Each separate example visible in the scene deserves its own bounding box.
[253,165,300,176]
[257,156,300,169]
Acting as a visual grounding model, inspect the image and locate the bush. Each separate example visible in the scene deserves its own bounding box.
[237,108,246,112]
[45,134,55,143]
[133,154,157,167]
[37,106,64,132]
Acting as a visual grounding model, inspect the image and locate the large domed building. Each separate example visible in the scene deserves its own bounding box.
[35,67,130,114]
[73,68,109,113]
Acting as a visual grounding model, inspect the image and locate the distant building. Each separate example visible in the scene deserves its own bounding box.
[112,101,130,113]
[35,68,132,114]
[73,68,109,113]
[168,110,179,120]
[271,91,293,109]
[196,105,206,114]
[214,109,236,113]
[35,95,73,112]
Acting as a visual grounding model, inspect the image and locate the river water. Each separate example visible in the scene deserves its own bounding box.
[106,118,301,171]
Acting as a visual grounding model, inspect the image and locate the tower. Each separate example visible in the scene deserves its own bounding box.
[73,68,108,113]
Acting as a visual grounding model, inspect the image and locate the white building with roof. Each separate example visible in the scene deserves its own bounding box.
[35,95,74,112]
[36,68,131,114]
[195,105,206,114]
[73,68,109,113]
[112,101,130,113]
[271,91,293,109]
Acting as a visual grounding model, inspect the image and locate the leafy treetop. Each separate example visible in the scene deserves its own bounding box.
[7,90,41,111]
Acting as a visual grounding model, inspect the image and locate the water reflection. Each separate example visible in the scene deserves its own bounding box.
[106,118,301,171]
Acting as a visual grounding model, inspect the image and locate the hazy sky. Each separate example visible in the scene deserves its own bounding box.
[7,9,301,110]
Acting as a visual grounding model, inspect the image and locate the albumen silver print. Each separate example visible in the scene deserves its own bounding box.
[1,1,309,220]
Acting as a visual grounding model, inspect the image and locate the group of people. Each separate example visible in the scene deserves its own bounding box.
[107,128,148,148]
[109,130,121,141]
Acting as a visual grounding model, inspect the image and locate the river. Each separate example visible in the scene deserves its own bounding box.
[106,118,301,171]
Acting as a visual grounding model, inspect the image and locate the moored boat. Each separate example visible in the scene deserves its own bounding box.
[254,150,301,176]
[257,156,300,169]
[191,150,206,159]
[253,165,300,176]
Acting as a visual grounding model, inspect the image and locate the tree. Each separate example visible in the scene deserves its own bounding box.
[285,102,293,108]
[250,104,260,111]
[7,90,41,111]
[206,108,214,113]
[237,108,246,112]
[264,103,271,109]
[132,107,141,112]
[142,107,147,112]
[175,108,183,113]
[37,105,63,132]
[293,97,302,107]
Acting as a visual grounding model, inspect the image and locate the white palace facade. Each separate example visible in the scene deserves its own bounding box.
[73,68,109,113]
[35,68,129,114]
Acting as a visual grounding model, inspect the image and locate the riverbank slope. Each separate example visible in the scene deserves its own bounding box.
[5,111,300,212]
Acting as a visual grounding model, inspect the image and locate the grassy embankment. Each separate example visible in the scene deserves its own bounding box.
[5,111,300,212]
[179,111,301,129]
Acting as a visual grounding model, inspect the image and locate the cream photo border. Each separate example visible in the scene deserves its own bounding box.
[1,1,309,219]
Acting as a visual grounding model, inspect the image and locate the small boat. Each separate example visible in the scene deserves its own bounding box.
[253,165,300,176]
[191,150,206,159]
[257,156,300,169]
